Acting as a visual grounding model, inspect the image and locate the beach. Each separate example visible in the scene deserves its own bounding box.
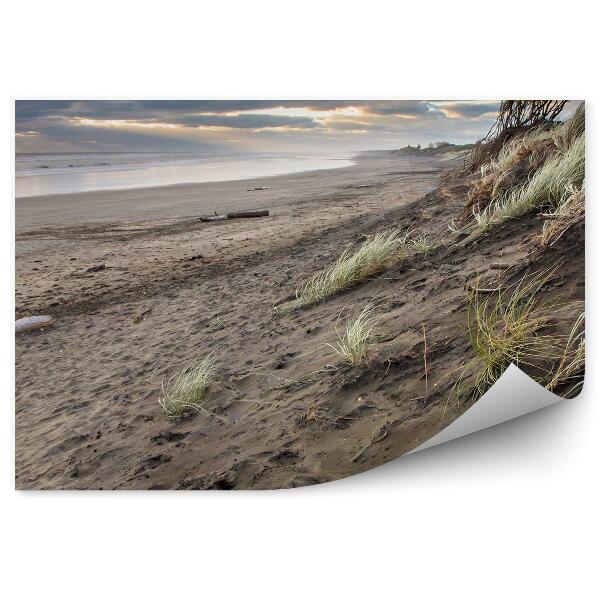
[15,152,449,488]
[15,153,442,316]
[15,149,583,489]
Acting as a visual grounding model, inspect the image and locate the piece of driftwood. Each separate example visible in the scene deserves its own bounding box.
[490,262,511,270]
[227,210,269,219]
[16,315,53,333]
[200,210,269,223]
[466,283,504,294]
[200,215,228,222]
[539,213,559,220]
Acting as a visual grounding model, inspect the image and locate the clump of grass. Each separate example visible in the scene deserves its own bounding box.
[480,126,555,178]
[298,230,408,306]
[555,102,585,152]
[328,304,379,365]
[159,353,217,418]
[540,182,585,246]
[465,126,557,218]
[546,312,585,397]
[473,133,585,231]
[296,229,437,307]
[468,103,585,229]
[464,270,558,397]
[409,230,438,255]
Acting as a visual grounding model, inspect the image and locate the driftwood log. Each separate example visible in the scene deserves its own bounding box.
[16,315,53,333]
[200,210,269,223]
[200,215,227,222]
[228,210,269,219]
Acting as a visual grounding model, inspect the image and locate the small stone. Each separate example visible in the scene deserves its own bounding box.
[86,264,106,273]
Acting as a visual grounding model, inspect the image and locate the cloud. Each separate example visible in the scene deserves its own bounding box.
[435,102,500,119]
[14,99,506,153]
[360,101,434,117]
[166,113,320,129]
[15,100,354,122]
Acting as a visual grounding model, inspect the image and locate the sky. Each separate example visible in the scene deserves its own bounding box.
[14,100,505,154]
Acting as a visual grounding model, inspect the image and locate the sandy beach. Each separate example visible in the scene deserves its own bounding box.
[15,149,583,489]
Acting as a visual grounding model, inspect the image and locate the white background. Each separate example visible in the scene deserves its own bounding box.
[1,1,597,598]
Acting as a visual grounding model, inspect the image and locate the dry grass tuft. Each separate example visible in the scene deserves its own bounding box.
[328,304,379,365]
[539,182,585,246]
[556,102,585,152]
[465,103,584,230]
[409,230,439,255]
[546,312,585,397]
[464,127,556,219]
[159,353,217,418]
[297,230,408,306]
[296,229,437,307]
[463,270,558,397]
[473,133,584,231]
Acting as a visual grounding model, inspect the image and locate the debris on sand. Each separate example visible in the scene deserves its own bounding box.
[133,308,152,325]
[247,186,269,191]
[16,315,53,333]
[200,210,269,223]
[200,215,228,222]
[86,264,106,273]
[228,210,269,219]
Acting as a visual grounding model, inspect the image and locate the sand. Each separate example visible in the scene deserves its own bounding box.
[15,152,584,489]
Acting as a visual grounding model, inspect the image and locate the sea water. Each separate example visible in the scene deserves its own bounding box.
[15,151,355,198]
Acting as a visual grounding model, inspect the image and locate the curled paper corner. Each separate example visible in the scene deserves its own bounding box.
[409,364,571,455]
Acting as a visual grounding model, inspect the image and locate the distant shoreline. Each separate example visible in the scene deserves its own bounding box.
[15,151,359,199]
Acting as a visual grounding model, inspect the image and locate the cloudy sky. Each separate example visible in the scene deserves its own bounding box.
[15,100,503,154]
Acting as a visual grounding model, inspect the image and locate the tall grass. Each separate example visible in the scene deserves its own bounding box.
[159,353,217,418]
[540,182,585,245]
[555,102,585,152]
[473,133,585,231]
[464,270,557,397]
[480,126,555,178]
[328,304,379,365]
[546,312,585,397]
[296,229,436,307]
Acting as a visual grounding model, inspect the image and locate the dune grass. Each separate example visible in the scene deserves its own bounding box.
[409,230,439,255]
[296,229,436,307]
[298,230,409,306]
[546,312,585,397]
[471,103,585,231]
[328,304,379,365]
[540,182,585,245]
[464,270,558,397]
[555,102,585,153]
[159,353,217,418]
[473,133,585,231]
[479,125,555,179]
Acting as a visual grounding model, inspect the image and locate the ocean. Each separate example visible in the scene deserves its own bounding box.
[15,151,356,198]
